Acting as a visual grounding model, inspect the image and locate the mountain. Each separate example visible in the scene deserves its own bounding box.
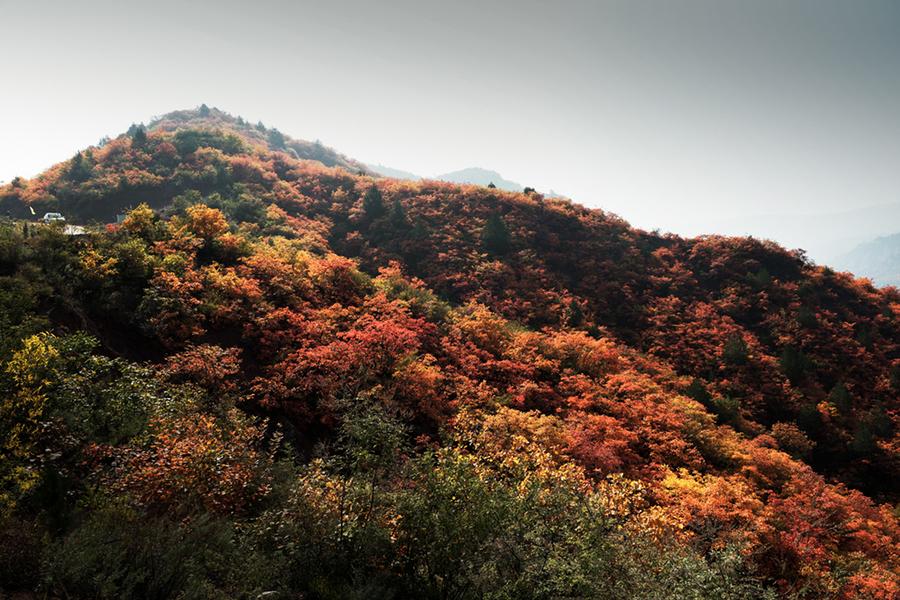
[0,107,897,598]
[434,167,523,191]
[366,163,421,181]
[696,202,900,268]
[368,163,525,193]
[149,105,368,173]
[832,233,900,287]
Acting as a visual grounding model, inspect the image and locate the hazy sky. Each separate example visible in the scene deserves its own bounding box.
[2,0,899,238]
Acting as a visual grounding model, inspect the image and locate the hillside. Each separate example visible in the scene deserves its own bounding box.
[149,105,367,173]
[0,105,366,223]
[0,107,898,599]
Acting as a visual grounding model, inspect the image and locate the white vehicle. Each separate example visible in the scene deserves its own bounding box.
[41,212,66,224]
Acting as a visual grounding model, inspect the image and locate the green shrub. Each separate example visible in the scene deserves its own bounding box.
[44,507,278,600]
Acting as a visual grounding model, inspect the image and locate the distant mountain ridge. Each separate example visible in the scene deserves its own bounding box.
[366,163,421,181]
[434,167,523,191]
[697,202,900,268]
[367,164,523,191]
[832,233,900,287]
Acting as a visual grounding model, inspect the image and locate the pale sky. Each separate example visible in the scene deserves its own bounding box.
[1,0,899,243]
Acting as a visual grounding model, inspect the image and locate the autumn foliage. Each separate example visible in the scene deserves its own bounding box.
[0,107,897,598]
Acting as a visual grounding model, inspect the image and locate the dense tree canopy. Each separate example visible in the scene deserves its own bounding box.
[0,107,897,599]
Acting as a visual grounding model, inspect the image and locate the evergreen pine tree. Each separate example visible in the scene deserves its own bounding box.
[67,151,93,182]
[389,199,409,230]
[481,213,511,255]
[829,383,852,414]
[131,125,147,146]
[780,346,809,385]
[723,333,749,365]
[268,128,286,149]
[566,299,584,327]
[363,186,386,220]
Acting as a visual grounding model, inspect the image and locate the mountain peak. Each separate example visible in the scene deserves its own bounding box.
[143,105,366,172]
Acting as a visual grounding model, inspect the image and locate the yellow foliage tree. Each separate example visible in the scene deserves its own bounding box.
[1,334,59,514]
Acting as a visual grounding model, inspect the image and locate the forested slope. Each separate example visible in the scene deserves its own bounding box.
[0,107,897,599]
